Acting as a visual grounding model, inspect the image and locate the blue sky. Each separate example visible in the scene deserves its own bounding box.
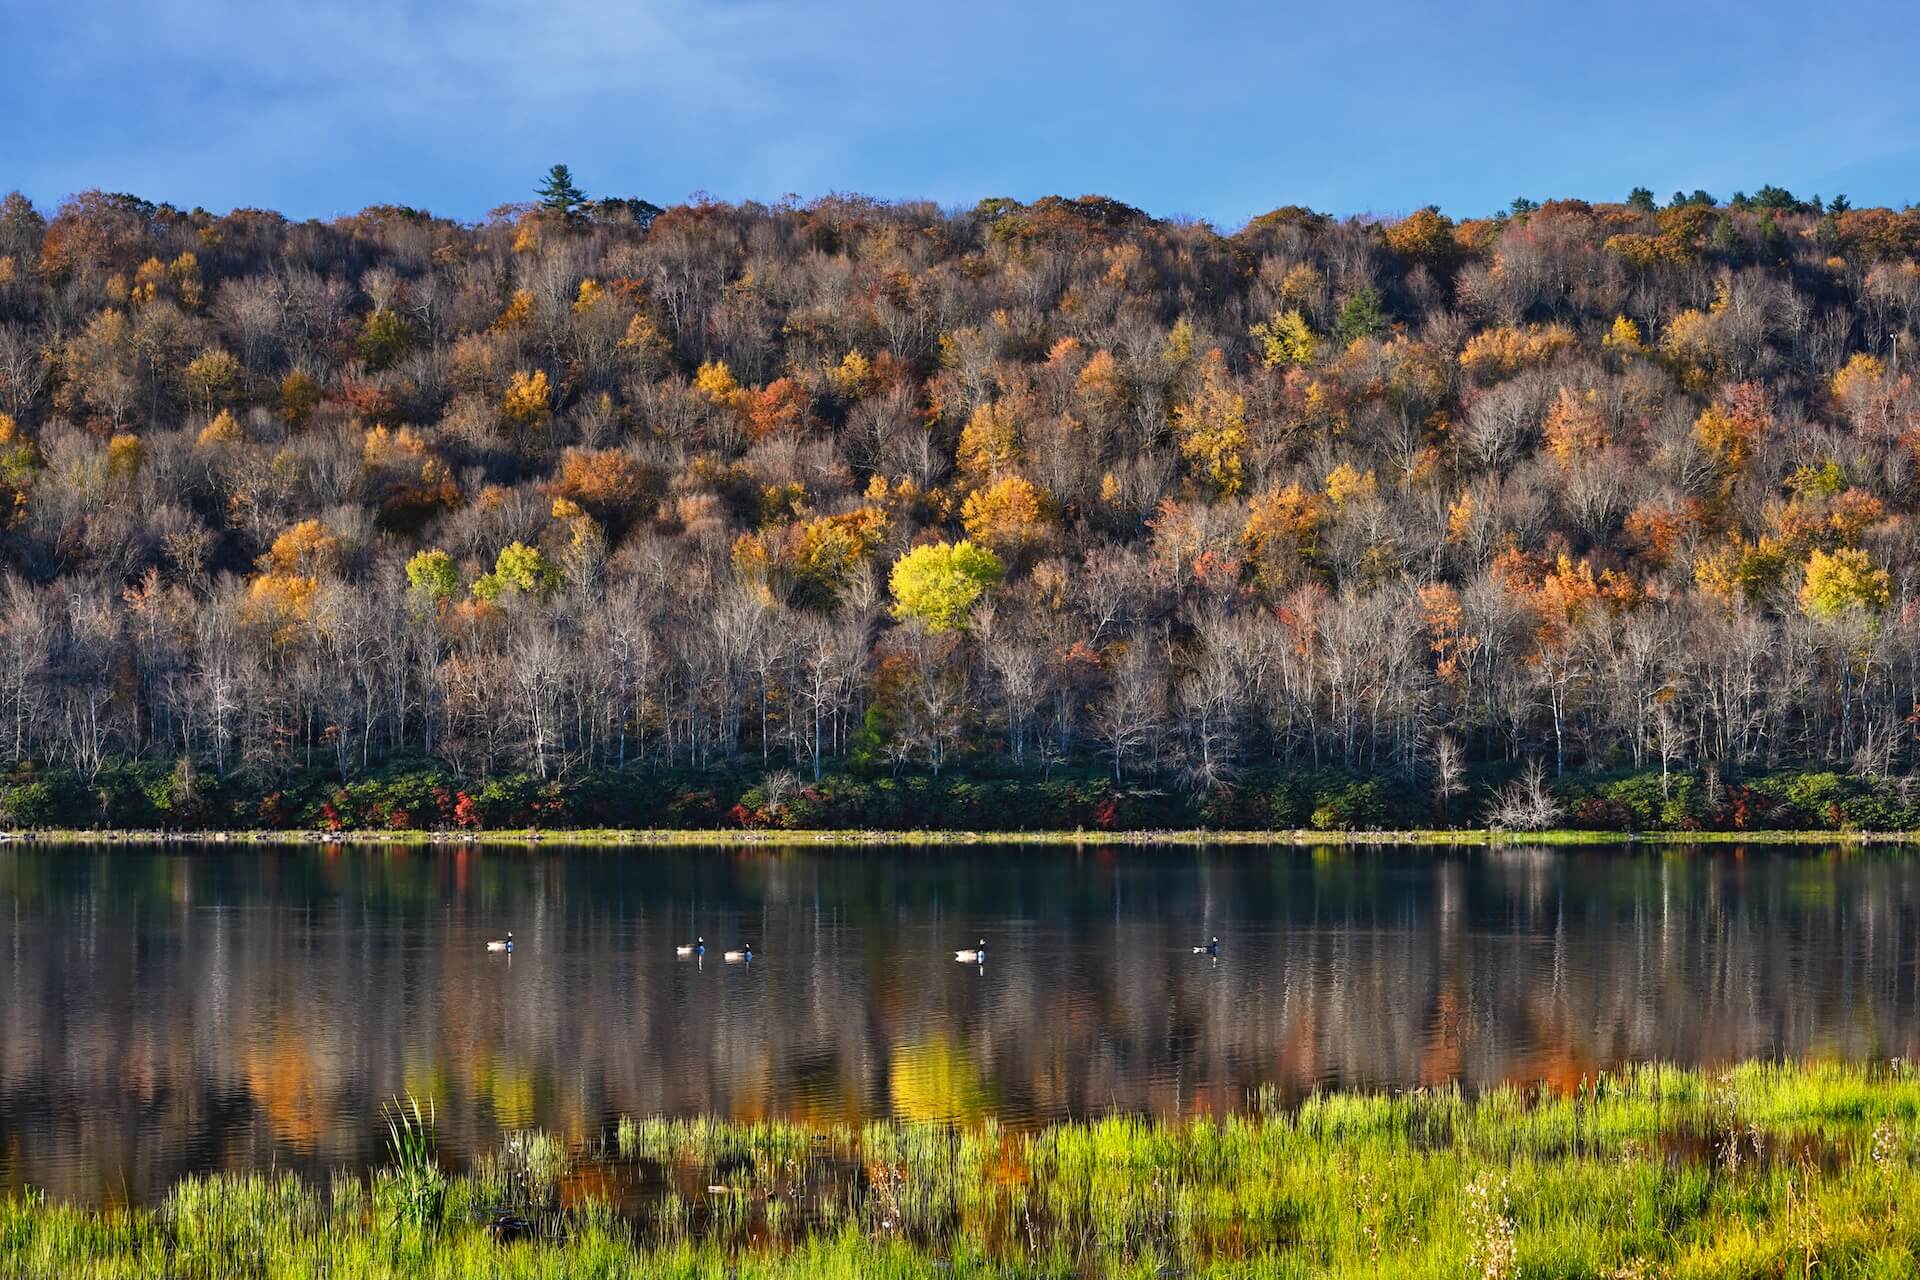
[5,0,1918,226]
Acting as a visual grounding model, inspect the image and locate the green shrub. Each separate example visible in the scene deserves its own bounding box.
[0,779,61,827]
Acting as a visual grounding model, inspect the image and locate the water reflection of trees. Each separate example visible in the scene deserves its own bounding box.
[1,845,1916,1202]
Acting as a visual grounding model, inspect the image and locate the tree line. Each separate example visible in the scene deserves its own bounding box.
[4,174,1920,827]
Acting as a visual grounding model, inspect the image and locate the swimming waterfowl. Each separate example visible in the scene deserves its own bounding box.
[487,931,514,953]
[1192,936,1218,956]
[954,939,987,963]
[676,937,705,957]
[723,943,753,962]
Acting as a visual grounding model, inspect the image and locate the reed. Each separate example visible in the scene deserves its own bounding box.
[379,1092,445,1231]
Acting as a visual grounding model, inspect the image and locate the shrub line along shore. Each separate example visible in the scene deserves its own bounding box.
[3,825,1918,847]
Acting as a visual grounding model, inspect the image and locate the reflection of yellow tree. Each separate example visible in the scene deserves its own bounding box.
[402,1063,451,1111]
[472,1055,538,1129]
[890,1034,993,1123]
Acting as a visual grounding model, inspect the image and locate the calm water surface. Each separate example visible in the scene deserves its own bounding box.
[2,842,1918,1202]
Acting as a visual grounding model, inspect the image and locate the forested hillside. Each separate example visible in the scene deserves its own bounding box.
[3,177,1920,830]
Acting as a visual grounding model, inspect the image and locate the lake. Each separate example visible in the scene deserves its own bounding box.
[1,841,1917,1203]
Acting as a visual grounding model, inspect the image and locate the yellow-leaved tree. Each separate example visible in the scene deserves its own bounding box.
[196,409,244,449]
[1600,315,1645,358]
[245,519,342,646]
[1243,481,1327,588]
[263,519,342,578]
[0,412,35,523]
[1692,383,1770,496]
[183,347,242,415]
[405,549,461,605]
[1323,462,1376,509]
[1171,351,1247,496]
[889,540,1005,633]
[1383,207,1458,271]
[960,474,1050,559]
[1829,352,1885,404]
[1541,388,1609,466]
[956,401,1019,477]
[1800,547,1890,622]
[1249,309,1318,368]
[503,370,553,426]
[472,541,561,603]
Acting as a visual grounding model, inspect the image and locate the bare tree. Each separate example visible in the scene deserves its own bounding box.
[1431,733,1466,822]
[1485,758,1563,832]
[1089,641,1165,782]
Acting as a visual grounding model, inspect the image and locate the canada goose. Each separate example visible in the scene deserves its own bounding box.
[723,943,753,962]
[1192,936,1218,957]
[676,937,705,957]
[487,931,514,953]
[954,939,987,963]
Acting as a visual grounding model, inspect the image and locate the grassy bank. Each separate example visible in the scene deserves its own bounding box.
[5,826,1920,847]
[10,759,1920,842]
[7,1061,1920,1277]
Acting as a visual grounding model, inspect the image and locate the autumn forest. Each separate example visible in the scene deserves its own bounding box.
[3,178,1920,831]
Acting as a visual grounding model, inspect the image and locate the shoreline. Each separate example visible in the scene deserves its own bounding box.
[3,825,1917,847]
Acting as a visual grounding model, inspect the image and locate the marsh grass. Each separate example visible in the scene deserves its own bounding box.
[6,1060,1920,1277]
[379,1093,444,1231]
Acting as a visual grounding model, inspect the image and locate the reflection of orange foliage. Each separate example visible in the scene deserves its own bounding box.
[557,1163,624,1209]
[1510,998,1597,1097]
[242,1032,327,1150]
[1419,988,1464,1087]
[1274,1008,1320,1092]
[722,1053,776,1125]
[987,1132,1029,1188]
[766,1085,866,1132]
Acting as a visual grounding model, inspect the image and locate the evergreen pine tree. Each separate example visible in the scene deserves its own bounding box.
[537,164,586,215]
